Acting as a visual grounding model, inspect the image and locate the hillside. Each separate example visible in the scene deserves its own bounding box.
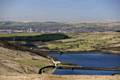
[0,42,51,75]
[46,32,120,54]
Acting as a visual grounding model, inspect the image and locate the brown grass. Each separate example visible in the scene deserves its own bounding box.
[0,74,120,80]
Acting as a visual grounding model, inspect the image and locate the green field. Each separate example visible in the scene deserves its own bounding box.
[0,33,69,42]
[46,32,120,51]
[0,32,120,52]
[0,32,41,37]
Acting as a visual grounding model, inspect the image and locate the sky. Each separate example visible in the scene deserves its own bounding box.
[0,0,120,22]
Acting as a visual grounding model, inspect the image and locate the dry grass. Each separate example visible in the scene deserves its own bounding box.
[0,47,51,74]
[0,74,120,80]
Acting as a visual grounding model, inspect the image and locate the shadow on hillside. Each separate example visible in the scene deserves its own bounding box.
[0,33,70,42]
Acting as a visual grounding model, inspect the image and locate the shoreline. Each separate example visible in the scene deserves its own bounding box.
[48,49,120,55]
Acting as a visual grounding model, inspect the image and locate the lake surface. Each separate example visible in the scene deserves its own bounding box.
[48,51,120,75]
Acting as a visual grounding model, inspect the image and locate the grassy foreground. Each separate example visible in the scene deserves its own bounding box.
[0,45,51,75]
[0,74,120,80]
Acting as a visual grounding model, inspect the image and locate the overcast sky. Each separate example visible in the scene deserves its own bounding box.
[0,0,120,22]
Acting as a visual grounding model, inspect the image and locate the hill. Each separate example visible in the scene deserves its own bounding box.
[0,41,51,75]
[0,21,120,33]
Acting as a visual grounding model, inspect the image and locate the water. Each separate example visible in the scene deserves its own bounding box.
[48,51,120,75]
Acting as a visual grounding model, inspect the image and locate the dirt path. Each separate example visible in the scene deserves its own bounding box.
[0,74,120,80]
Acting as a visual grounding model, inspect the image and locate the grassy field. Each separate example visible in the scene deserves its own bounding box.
[46,32,120,52]
[0,32,41,37]
[0,74,120,80]
[0,33,69,42]
[0,46,51,74]
[0,32,120,52]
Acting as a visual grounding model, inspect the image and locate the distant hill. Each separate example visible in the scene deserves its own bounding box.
[0,21,120,33]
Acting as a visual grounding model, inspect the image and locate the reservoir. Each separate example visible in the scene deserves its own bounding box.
[48,51,120,75]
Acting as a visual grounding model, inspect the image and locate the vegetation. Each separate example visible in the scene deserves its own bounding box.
[0,74,120,80]
[17,59,50,68]
[0,32,120,75]
[46,32,120,52]
[0,41,51,74]
[0,33,69,42]
[0,32,41,37]
[0,32,119,52]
